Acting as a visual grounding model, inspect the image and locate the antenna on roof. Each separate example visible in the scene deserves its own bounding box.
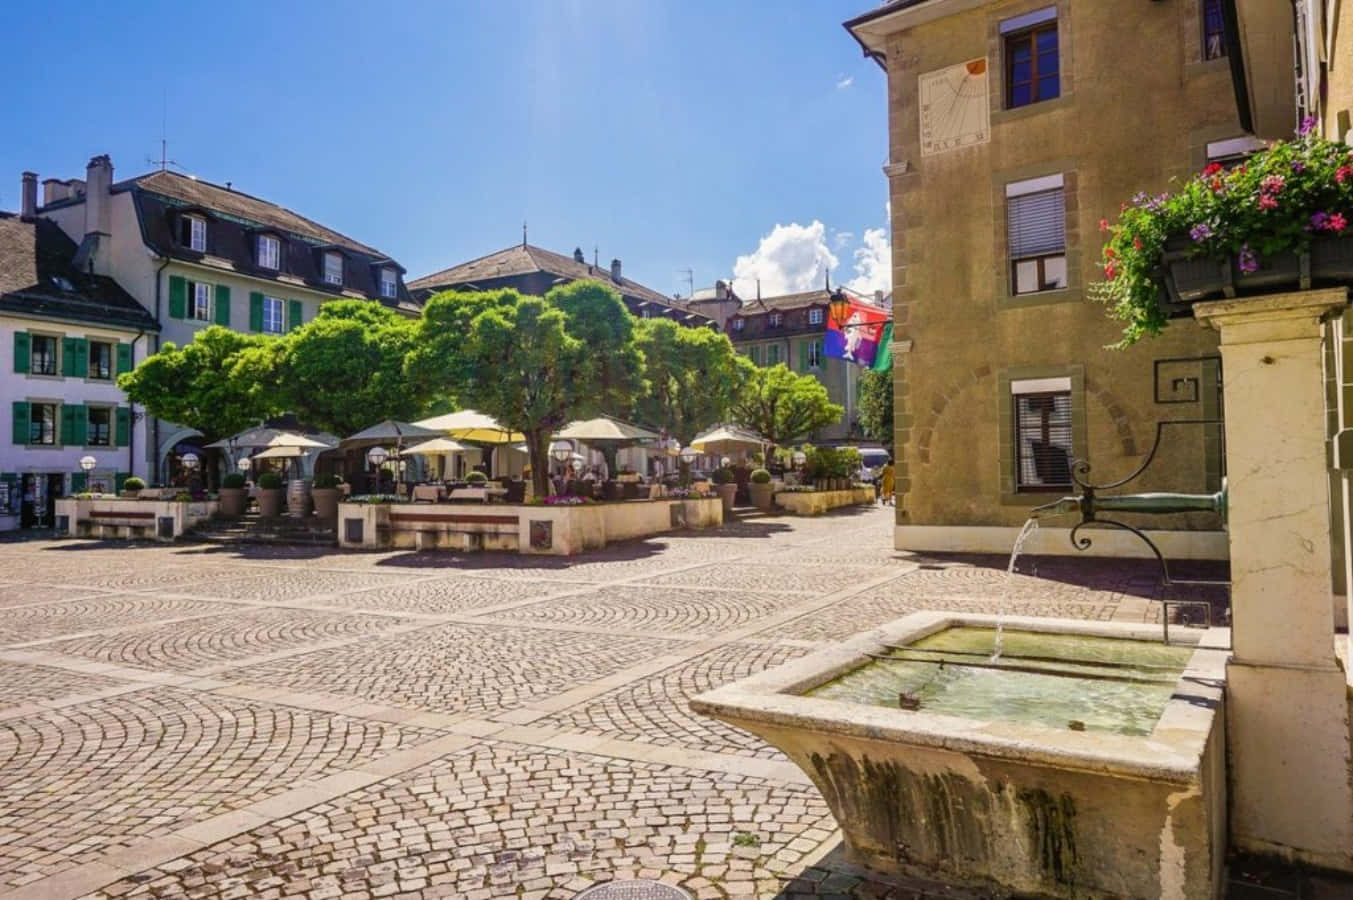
[678,268,693,299]
[593,245,599,269]
[522,221,527,248]
[146,90,185,174]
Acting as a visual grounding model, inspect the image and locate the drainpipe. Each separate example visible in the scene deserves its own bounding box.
[151,255,170,484]
[127,329,144,480]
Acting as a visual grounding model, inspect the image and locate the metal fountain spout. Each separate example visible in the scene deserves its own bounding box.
[1030,481,1228,526]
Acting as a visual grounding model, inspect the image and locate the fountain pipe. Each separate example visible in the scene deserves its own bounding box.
[1030,481,1227,527]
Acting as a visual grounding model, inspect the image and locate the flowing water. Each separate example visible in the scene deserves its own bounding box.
[991,517,1040,661]
[806,627,1193,736]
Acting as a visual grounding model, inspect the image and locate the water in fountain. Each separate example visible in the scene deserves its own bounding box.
[992,517,1040,661]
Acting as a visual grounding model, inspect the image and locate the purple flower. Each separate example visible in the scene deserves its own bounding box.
[1145,193,1168,212]
[1189,223,1214,242]
[1132,191,1149,207]
[1238,245,1259,275]
[1312,211,1330,230]
[1293,160,1307,173]
[1300,115,1318,136]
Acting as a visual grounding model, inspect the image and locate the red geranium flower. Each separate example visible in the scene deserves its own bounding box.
[1330,213,1348,232]
[1104,263,1117,279]
[1202,162,1224,177]
[1133,236,1143,251]
[1098,218,1109,232]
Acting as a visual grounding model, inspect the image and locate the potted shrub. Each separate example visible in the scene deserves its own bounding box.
[466,470,488,487]
[219,472,248,518]
[120,476,146,499]
[748,468,774,511]
[711,466,737,516]
[311,473,342,520]
[1099,120,1353,345]
[256,471,284,517]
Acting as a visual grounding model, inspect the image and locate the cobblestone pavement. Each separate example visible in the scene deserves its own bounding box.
[0,507,1222,898]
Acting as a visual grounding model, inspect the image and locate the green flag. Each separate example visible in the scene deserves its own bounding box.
[871,322,894,372]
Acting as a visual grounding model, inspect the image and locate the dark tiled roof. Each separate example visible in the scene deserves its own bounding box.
[0,216,158,331]
[735,289,833,313]
[50,169,418,311]
[727,289,889,342]
[410,244,707,323]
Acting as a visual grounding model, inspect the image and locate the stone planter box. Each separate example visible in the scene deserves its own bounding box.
[714,483,737,516]
[775,487,875,516]
[692,612,1229,899]
[748,481,774,511]
[336,497,723,554]
[1162,235,1353,309]
[218,488,247,518]
[311,487,340,520]
[55,497,219,541]
[257,489,283,518]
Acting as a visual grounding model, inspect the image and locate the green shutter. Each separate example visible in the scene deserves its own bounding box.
[116,342,133,376]
[114,472,130,493]
[72,404,87,446]
[60,404,78,445]
[214,284,231,326]
[115,407,130,447]
[249,292,264,331]
[12,402,30,445]
[71,472,88,493]
[13,332,29,374]
[61,337,78,377]
[168,275,187,319]
[288,299,303,332]
[74,338,89,378]
[797,340,807,372]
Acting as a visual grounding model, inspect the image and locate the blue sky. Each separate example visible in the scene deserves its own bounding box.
[0,0,889,300]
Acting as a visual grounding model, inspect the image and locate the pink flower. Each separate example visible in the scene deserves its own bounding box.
[1330,213,1348,233]
[1337,165,1353,183]
[1261,174,1286,193]
[1258,194,1279,210]
[1104,263,1118,280]
[1098,218,1109,232]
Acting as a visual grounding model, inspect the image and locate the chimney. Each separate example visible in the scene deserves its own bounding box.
[573,247,585,263]
[42,178,68,205]
[84,155,112,237]
[715,279,727,300]
[610,258,622,282]
[20,172,37,220]
[874,290,885,304]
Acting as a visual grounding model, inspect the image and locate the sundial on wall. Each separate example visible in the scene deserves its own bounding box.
[919,58,990,156]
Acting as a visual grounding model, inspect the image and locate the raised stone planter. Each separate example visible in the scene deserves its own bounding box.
[336,497,724,554]
[775,487,875,516]
[55,497,219,541]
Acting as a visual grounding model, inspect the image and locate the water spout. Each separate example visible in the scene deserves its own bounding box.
[994,517,1040,661]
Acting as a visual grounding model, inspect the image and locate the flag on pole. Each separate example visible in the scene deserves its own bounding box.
[824,300,891,368]
[871,322,894,372]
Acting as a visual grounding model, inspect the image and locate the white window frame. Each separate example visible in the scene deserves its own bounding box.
[769,312,783,328]
[732,318,744,331]
[191,282,212,321]
[262,296,285,334]
[380,268,397,299]
[808,308,824,326]
[808,340,823,369]
[186,216,206,252]
[257,235,280,270]
[324,252,343,286]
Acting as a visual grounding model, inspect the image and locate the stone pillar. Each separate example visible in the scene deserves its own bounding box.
[1195,289,1353,871]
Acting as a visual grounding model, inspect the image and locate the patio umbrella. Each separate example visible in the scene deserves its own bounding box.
[415,409,524,444]
[251,445,309,460]
[555,415,660,478]
[206,428,335,450]
[689,424,766,456]
[339,420,441,450]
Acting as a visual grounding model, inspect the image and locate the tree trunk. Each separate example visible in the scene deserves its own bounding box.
[527,429,552,499]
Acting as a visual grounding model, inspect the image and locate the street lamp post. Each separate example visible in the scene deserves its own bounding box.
[679,445,698,488]
[79,455,96,493]
[366,446,388,492]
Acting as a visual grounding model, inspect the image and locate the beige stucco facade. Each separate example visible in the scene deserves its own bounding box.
[859,0,1243,552]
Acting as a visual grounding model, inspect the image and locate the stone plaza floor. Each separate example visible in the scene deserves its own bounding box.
[0,505,1274,899]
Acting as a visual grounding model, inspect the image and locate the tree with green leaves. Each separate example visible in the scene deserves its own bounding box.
[277,300,432,436]
[117,325,283,443]
[424,281,643,497]
[857,365,894,447]
[729,363,844,448]
[632,318,754,444]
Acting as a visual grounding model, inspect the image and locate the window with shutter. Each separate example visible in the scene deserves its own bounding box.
[115,407,130,447]
[11,402,30,445]
[88,341,113,380]
[261,297,285,334]
[115,343,133,376]
[1012,379,1073,490]
[1007,174,1066,295]
[61,337,78,377]
[190,282,212,321]
[31,403,56,445]
[87,406,111,446]
[30,335,58,376]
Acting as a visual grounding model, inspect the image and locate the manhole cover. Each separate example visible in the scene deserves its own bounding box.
[573,881,691,900]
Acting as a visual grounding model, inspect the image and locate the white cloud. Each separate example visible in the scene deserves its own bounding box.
[836,74,854,89]
[731,221,839,299]
[847,227,892,298]
[832,230,854,250]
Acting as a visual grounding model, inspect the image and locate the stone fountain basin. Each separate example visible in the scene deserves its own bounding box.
[690,612,1230,899]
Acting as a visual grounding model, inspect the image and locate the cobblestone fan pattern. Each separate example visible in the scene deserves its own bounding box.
[46,565,268,592]
[0,583,102,609]
[89,740,839,900]
[0,596,243,646]
[223,623,686,714]
[0,689,443,889]
[494,585,807,636]
[637,563,889,596]
[0,660,131,711]
[41,608,408,672]
[544,641,814,758]
[320,574,579,615]
[177,569,417,603]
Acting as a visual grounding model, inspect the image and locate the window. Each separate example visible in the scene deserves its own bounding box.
[1203,0,1226,61]
[87,341,113,380]
[769,312,783,328]
[1007,174,1067,295]
[766,343,781,366]
[179,215,206,252]
[732,318,744,331]
[1002,8,1059,109]
[29,403,57,445]
[87,406,111,447]
[808,308,824,326]
[380,268,397,299]
[191,281,212,321]
[1207,136,1267,169]
[257,235,280,269]
[262,296,285,334]
[641,308,653,319]
[30,334,58,376]
[324,252,343,286]
[1012,378,1072,490]
[807,340,823,369]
